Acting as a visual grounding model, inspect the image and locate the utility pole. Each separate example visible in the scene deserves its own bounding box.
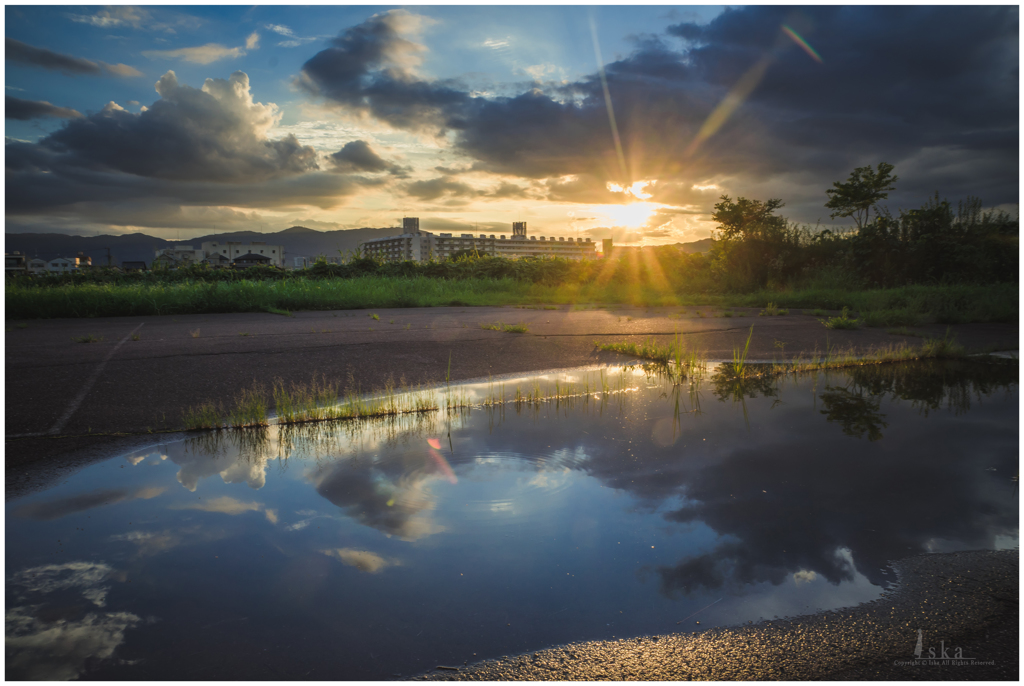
[105,247,113,268]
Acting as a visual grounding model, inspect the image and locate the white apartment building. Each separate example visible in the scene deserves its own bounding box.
[201,241,285,267]
[153,241,286,268]
[360,219,596,263]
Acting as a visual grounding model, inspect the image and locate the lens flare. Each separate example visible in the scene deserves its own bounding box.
[426,438,457,484]
[782,25,823,63]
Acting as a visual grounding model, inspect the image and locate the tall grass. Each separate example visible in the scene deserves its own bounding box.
[595,332,707,382]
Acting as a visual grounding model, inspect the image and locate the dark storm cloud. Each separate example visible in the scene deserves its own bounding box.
[328,139,409,176]
[302,7,1018,217]
[5,96,82,120]
[6,38,142,77]
[41,71,317,182]
[297,10,471,133]
[4,70,371,216]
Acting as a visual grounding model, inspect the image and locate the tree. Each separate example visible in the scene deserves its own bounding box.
[711,195,786,242]
[825,163,898,230]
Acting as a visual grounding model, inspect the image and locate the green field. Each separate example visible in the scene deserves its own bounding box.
[5,274,1017,325]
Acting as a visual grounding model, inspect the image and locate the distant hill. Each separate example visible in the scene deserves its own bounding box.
[677,238,713,254]
[4,226,404,267]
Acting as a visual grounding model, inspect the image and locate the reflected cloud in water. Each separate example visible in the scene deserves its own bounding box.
[13,486,165,521]
[6,561,142,680]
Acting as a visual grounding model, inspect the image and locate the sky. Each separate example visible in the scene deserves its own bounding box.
[5,4,1019,244]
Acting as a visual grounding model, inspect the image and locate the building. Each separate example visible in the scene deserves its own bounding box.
[47,257,85,273]
[360,220,596,263]
[153,246,205,269]
[121,261,147,272]
[26,258,48,275]
[6,252,27,275]
[201,241,285,267]
[232,252,273,268]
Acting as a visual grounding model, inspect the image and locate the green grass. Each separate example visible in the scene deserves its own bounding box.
[719,329,967,382]
[5,275,1016,325]
[370,313,379,320]
[481,322,529,333]
[72,334,103,343]
[759,302,789,316]
[821,307,860,330]
[595,333,707,382]
[732,326,754,375]
[261,305,293,317]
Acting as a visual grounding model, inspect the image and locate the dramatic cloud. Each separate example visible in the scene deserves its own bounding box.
[328,139,407,176]
[63,70,313,180]
[6,96,82,120]
[6,38,142,77]
[299,6,1018,222]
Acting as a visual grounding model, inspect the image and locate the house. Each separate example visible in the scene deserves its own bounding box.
[121,261,148,272]
[202,241,285,267]
[5,252,27,275]
[47,257,82,273]
[201,253,231,268]
[153,246,204,269]
[232,252,273,268]
[26,258,47,275]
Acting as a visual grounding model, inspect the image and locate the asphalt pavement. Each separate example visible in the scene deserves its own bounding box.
[5,305,1017,490]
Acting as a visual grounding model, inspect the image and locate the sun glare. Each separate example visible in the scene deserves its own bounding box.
[595,201,659,228]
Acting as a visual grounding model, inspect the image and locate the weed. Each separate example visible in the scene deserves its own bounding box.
[183,401,223,430]
[131,333,142,341]
[73,334,104,343]
[732,326,754,375]
[16,322,27,329]
[760,302,789,316]
[721,310,734,318]
[821,307,860,330]
[190,329,201,338]
[809,308,829,317]
[481,322,529,333]
[697,310,707,318]
[404,323,411,330]
[238,331,251,337]
[389,319,395,324]
[370,313,380,321]
[262,306,293,317]
[861,309,921,328]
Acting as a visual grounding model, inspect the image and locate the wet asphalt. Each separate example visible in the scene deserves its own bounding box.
[4,305,1020,680]
[5,305,1016,494]
[416,549,1018,681]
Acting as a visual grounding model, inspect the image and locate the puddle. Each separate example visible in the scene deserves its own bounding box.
[6,359,1018,680]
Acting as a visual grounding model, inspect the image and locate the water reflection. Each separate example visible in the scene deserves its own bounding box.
[6,562,142,680]
[5,358,1017,680]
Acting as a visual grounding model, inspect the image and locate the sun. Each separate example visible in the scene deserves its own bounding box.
[594,201,659,228]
